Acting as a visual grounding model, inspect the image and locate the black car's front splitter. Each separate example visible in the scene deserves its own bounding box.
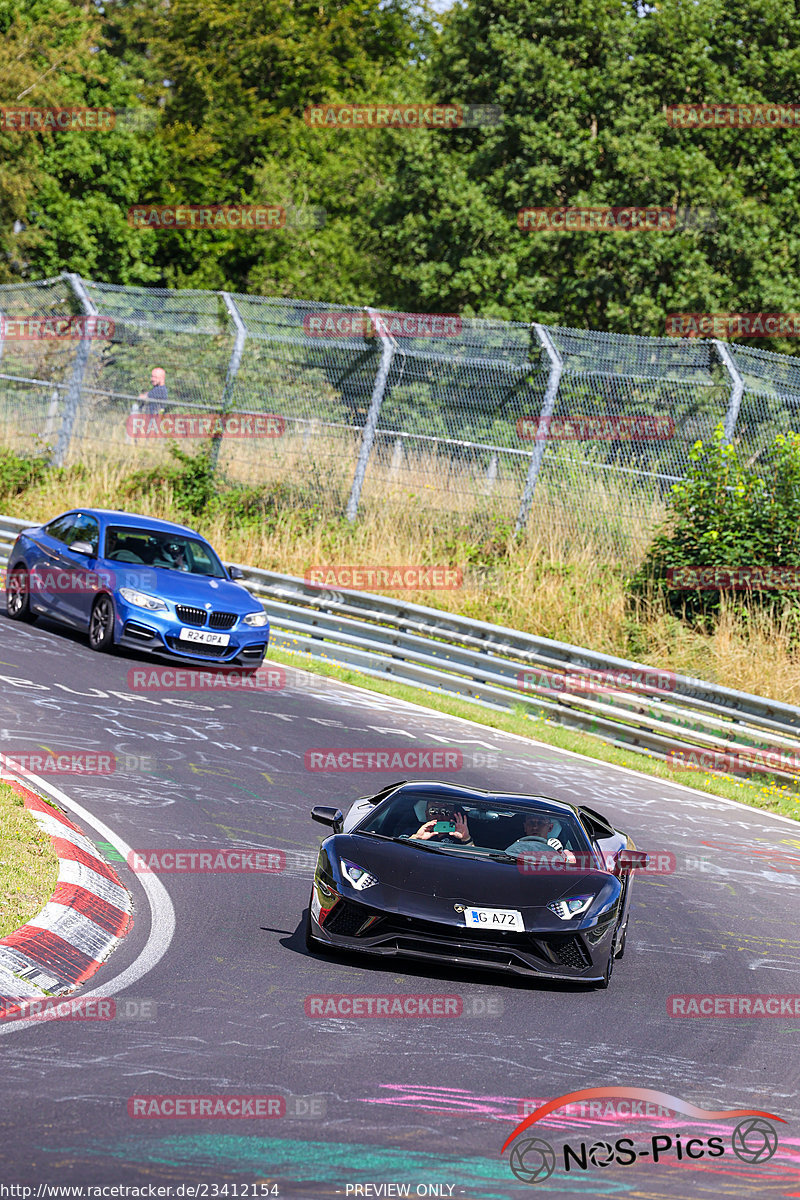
[310,927,606,984]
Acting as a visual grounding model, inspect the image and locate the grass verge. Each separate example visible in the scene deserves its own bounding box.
[268,645,800,823]
[0,781,59,939]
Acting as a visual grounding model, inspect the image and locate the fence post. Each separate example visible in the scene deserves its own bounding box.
[44,391,60,440]
[0,303,5,366]
[485,452,498,496]
[51,273,96,467]
[345,309,396,522]
[713,339,744,443]
[390,435,404,478]
[209,292,248,473]
[514,323,563,535]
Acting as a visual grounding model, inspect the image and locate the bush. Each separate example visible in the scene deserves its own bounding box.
[214,479,326,535]
[628,425,800,622]
[0,448,49,500]
[124,442,216,517]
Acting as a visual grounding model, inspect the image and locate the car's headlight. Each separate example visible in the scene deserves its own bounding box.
[119,587,168,613]
[547,894,595,920]
[340,858,378,891]
[243,610,268,627]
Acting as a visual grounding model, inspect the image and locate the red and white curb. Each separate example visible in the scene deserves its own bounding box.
[0,778,133,1005]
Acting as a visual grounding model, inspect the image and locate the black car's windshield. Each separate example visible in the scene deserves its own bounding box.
[103,526,227,578]
[355,791,595,860]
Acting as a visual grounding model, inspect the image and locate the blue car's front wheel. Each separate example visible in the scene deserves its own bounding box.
[88,594,115,652]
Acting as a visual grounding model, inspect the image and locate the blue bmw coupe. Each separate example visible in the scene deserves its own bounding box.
[4,509,269,669]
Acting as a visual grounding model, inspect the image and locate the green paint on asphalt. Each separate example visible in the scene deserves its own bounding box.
[93,839,125,861]
[44,1136,553,1197]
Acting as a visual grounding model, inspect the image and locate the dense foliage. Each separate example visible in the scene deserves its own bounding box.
[628,426,800,620]
[3,0,800,343]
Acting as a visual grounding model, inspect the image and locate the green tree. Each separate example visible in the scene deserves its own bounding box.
[103,0,428,295]
[0,0,164,283]
[374,0,800,344]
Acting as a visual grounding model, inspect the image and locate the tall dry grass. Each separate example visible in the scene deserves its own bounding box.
[2,444,799,704]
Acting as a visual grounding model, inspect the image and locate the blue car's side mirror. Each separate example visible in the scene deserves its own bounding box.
[228,565,244,580]
[70,541,95,556]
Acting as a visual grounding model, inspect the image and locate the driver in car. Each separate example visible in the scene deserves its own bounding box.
[506,812,577,863]
[163,542,189,571]
[410,801,474,846]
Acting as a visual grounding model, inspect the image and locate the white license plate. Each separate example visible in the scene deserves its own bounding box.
[178,628,230,646]
[464,906,524,931]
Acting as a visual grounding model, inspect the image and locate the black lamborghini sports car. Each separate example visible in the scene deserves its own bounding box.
[305,780,649,988]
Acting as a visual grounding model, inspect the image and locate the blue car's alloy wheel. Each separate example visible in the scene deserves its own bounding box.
[6,567,35,623]
[89,594,115,651]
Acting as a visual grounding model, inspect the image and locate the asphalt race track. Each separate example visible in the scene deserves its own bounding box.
[1,612,799,1199]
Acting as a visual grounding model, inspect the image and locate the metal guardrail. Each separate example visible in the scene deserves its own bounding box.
[2,513,799,787]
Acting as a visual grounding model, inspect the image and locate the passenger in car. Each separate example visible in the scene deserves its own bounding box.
[410,800,474,845]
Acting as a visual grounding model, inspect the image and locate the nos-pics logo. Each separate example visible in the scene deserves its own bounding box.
[502,1087,783,1184]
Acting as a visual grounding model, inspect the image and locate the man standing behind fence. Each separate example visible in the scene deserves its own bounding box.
[138,367,168,415]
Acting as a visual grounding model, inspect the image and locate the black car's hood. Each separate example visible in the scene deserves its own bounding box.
[332,833,608,906]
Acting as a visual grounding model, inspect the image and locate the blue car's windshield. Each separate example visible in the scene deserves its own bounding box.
[103,526,227,578]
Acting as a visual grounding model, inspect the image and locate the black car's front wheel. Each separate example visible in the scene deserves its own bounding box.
[6,567,36,623]
[304,906,317,952]
[304,901,336,956]
[596,932,617,990]
[88,594,115,652]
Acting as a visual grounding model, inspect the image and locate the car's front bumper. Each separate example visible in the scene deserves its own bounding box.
[114,599,269,667]
[309,895,617,983]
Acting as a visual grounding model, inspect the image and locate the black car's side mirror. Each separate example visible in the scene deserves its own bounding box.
[70,540,95,556]
[616,849,649,871]
[311,806,344,833]
[227,565,244,580]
